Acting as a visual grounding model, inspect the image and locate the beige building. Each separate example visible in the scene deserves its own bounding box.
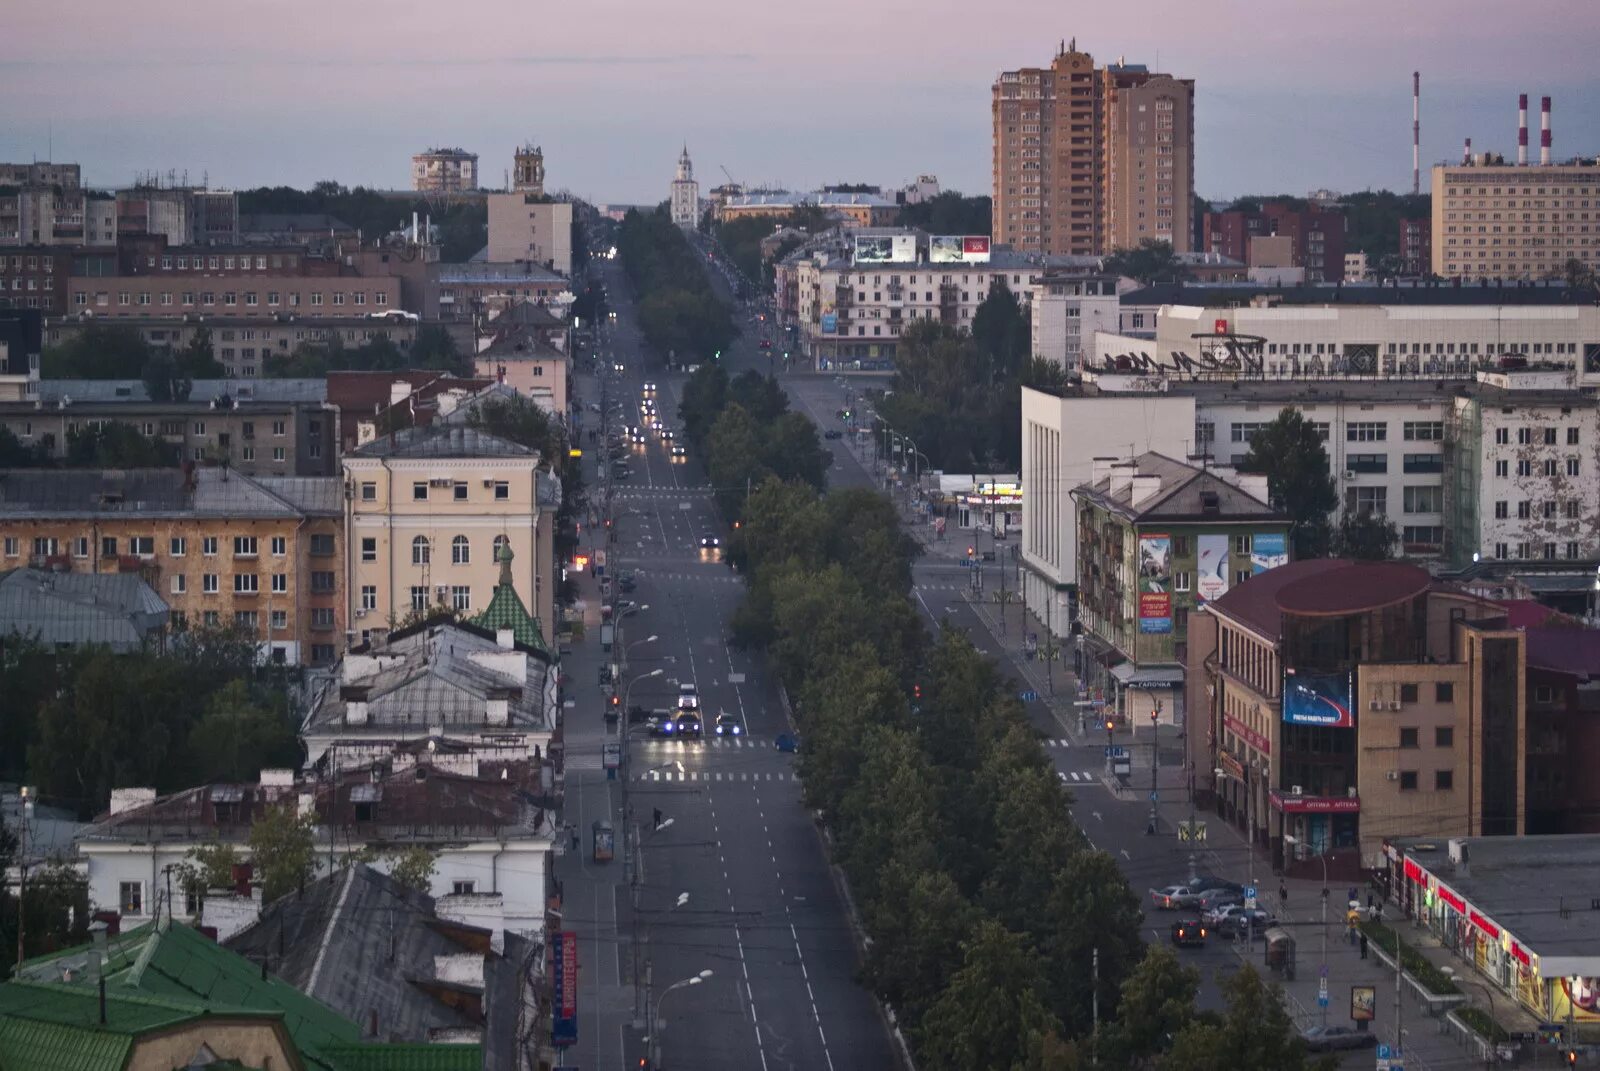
[486,195,574,276]
[1431,161,1600,280]
[412,147,479,193]
[342,424,559,648]
[993,43,1194,256]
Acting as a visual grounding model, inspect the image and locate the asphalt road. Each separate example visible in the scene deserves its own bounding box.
[555,250,897,1071]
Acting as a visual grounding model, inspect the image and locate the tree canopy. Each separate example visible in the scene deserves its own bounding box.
[1104,239,1188,285]
[238,185,488,263]
[617,206,735,364]
[1238,407,1337,559]
[898,191,994,237]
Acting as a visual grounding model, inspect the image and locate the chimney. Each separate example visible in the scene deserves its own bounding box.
[1463,137,1471,166]
[258,769,294,790]
[231,862,253,897]
[497,627,515,650]
[346,699,369,725]
[1108,460,1137,498]
[1090,456,1118,487]
[1518,93,1528,166]
[1540,96,1551,166]
[1129,473,1163,507]
[486,696,510,726]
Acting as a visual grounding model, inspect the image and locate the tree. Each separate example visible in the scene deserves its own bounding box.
[1164,964,1326,1071]
[408,324,460,370]
[1021,356,1070,392]
[898,192,994,237]
[763,411,832,491]
[0,634,61,782]
[1095,944,1201,1068]
[1237,408,1337,559]
[65,421,178,467]
[248,805,318,902]
[1104,239,1187,286]
[386,846,439,894]
[1334,510,1398,560]
[0,425,41,466]
[41,324,153,378]
[176,326,224,379]
[916,920,1067,1071]
[971,281,1029,383]
[175,841,241,914]
[184,680,300,784]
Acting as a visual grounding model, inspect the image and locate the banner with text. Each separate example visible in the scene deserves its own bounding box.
[552,930,578,1045]
[1197,533,1229,602]
[1251,531,1288,574]
[1138,533,1172,634]
[1282,671,1354,728]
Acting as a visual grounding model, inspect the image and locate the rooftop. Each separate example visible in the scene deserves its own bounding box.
[349,424,536,459]
[1274,561,1432,618]
[1523,627,1600,681]
[1072,451,1281,523]
[437,262,569,285]
[0,568,168,652]
[0,467,342,520]
[1205,558,1349,640]
[1122,280,1599,308]
[470,545,552,658]
[238,213,356,235]
[34,378,330,405]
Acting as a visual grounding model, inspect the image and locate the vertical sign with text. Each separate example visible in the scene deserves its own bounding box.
[552,929,578,1045]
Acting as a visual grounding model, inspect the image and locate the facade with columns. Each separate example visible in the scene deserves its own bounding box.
[671,147,699,228]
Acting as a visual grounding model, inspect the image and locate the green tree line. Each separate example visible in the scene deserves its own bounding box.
[617,206,735,365]
[238,182,488,264]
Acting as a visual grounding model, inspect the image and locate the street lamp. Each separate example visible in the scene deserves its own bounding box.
[1285,833,1330,1027]
[650,970,714,1068]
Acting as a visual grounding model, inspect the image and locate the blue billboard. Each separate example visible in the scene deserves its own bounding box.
[821,313,838,333]
[1251,532,1287,574]
[1282,672,1353,728]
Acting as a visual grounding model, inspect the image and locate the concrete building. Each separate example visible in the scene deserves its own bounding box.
[0,161,80,188]
[671,146,699,228]
[0,185,117,246]
[0,308,41,402]
[325,370,493,454]
[1431,160,1600,280]
[1029,272,1121,365]
[992,42,1194,256]
[237,212,358,248]
[0,467,344,665]
[430,261,571,322]
[411,147,479,193]
[1204,201,1347,283]
[1188,559,1524,875]
[2,378,338,475]
[114,186,239,246]
[67,268,412,325]
[1071,452,1287,728]
[1344,251,1369,282]
[718,191,900,228]
[342,424,558,649]
[0,246,72,315]
[1399,216,1431,276]
[486,195,573,275]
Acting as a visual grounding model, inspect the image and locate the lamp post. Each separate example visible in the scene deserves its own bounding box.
[1285,833,1330,1026]
[649,969,713,1068]
[636,890,690,1022]
[623,634,658,674]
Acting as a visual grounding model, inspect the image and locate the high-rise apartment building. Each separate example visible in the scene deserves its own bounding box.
[992,43,1194,257]
[1431,162,1600,280]
[411,148,479,194]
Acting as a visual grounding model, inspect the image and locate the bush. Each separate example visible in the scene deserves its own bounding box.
[1456,1005,1510,1043]
[1360,920,1460,994]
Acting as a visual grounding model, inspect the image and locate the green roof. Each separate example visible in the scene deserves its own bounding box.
[321,1042,483,1071]
[469,542,552,658]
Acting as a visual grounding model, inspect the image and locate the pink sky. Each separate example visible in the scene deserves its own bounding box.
[4,0,1596,201]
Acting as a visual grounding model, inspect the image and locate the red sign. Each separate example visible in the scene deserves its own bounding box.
[1219,751,1245,780]
[962,235,991,256]
[1511,942,1531,966]
[1223,714,1271,756]
[1438,886,1466,913]
[1214,318,1229,335]
[1469,910,1500,940]
[559,931,578,1018]
[1403,858,1424,884]
[1269,790,1361,814]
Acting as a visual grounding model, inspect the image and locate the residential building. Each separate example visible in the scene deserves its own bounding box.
[1072,452,1287,727]
[992,42,1194,256]
[342,424,558,647]
[412,147,479,193]
[0,568,168,652]
[301,605,557,773]
[114,185,239,245]
[0,467,344,665]
[0,308,41,402]
[1431,160,1600,281]
[1203,201,1347,283]
[1344,251,1369,282]
[3,378,338,475]
[1029,272,1121,364]
[1399,216,1432,276]
[1523,627,1600,833]
[0,246,72,314]
[475,334,569,415]
[431,261,572,322]
[1188,558,1523,877]
[671,146,699,227]
[512,143,546,195]
[76,763,555,939]
[718,191,900,227]
[0,185,117,246]
[66,269,412,323]
[325,370,494,453]
[1382,836,1600,1026]
[486,195,573,275]
[0,161,80,188]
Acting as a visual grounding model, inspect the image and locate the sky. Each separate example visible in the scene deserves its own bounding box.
[4,0,1598,205]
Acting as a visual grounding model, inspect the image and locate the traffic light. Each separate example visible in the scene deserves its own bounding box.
[610,693,620,709]
[1566,1051,1577,1067]
[913,683,922,701]
[1105,718,1115,732]
[967,545,976,558]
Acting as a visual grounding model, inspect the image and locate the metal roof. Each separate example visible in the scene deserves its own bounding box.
[36,379,330,404]
[0,568,168,652]
[1072,451,1281,523]
[1122,280,1598,307]
[350,425,535,459]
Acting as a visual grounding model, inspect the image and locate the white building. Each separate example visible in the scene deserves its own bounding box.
[486,195,574,276]
[1029,274,1122,366]
[1344,252,1370,282]
[670,146,699,228]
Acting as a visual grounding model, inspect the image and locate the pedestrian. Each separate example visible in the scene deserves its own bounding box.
[1360,932,1369,960]
[652,807,663,830]
[569,826,579,852]
[1279,881,1288,908]
[1368,891,1376,913]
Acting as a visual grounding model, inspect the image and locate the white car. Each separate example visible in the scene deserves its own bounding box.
[677,682,700,712]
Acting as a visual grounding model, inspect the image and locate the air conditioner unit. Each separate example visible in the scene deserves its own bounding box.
[1386,771,1400,781]
[1343,470,1357,479]
[483,479,495,488]
[1369,699,1381,710]
[1291,785,1303,796]
[1389,701,1402,711]
[355,609,368,618]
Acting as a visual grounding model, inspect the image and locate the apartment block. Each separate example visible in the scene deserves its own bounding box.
[1431,161,1600,280]
[1204,202,1347,283]
[0,248,70,315]
[486,195,573,276]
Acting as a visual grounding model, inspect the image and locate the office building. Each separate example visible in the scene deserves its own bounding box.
[1431,161,1600,280]
[1204,202,1347,283]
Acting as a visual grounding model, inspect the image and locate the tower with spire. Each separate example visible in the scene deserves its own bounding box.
[670,145,699,228]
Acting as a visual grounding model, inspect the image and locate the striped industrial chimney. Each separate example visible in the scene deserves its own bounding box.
[1463,137,1472,165]
[1412,72,1421,195]
[1540,96,1551,165]
[1518,94,1529,165]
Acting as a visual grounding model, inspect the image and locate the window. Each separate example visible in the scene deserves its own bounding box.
[72,537,87,558]
[1347,422,1387,442]
[1403,421,1444,441]
[413,536,431,565]
[271,573,287,594]
[119,882,143,915]
[271,536,286,557]
[413,481,428,501]
[311,571,335,593]
[101,536,117,558]
[360,482,376,501]
[1435,726,1454,747]
[452,880,477,895]
[271,609,288,630]
[1403,486,1441,513]
[272,420,286,436]
[1347,453,1387,474]
[1517,427,1533,446]
[1435,682,1453,703]
[1493,501,1508,519]
[203,573,219,594]
[1233,534,1251,555]
[454,482,468,501]
[1,537,14,557]
[1568,457,1581,477]
[452,535,470,565]
[129,536,154,556]
[411,586,428,612]
[1543,427,1558,445]
[494,481,509,501]
[233,535,258,557]
[1404,454,1443,474]
[1399,684,1419,704]
[310,533,334,557]
[1398,770,1419,791]
[1173,571,1191,592]
[311,607,335,629]
[234,610,258,629]
[360,585,377,611]
[1516,460,1532,477]
[272,447,285,463]
[171,575,187,595]
[1518,501,1532,519]
[1346,487,1388,516]
[493,534,509,562]
[234,573,259,594]
[203,611,220,626]
[451,585,471,611]
[202,536,218,557]
[1494,427,1509,445]
[1435,770,1454,791]
[1568,427,1581,445]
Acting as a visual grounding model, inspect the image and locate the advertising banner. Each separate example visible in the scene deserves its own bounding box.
[1251,531,1287,574]
[1196,533,1229,602]
[930,235,994,263]
[1282,671,1354,727]
[890,234,917,263]
[1137,533,1172,634]
[1551,977,1600,1023]
[552,930,578,1044]
[1350,985,1376,1022]
[854,235,893,264]
[820,313,837,333]
[963,235,992,261]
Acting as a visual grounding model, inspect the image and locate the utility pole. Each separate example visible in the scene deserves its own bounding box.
[1091,946,1099,1067]
[14,787,31,967]
[1147,700,1161,835]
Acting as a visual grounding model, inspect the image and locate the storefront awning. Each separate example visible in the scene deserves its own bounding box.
[1110,663,1185,687]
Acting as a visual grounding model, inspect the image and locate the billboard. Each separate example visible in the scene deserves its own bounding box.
[855,234,915,264]
[1196,533,1229,602]
[929,234,993,264]
[552,930,578,1044]
[1282,671,1353,728]
[821,313,838,333]
[1350,986,1376,1022]
[1137,533,1172,634]
[1251,531,1287,574]
[1551,976,1600,1023]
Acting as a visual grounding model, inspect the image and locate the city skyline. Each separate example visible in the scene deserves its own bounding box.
[4,0,1598,204]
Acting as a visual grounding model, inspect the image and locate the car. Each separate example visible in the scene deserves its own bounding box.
[629,428,646,444]
[714,713,743,737]
[611,466,631,481]
[1150,885,1205,911]
[1170,919,1208,947]
[670,444,687,458]
[659,428,675,440]
[674,712,703,738]
[823,429,843,440]
[1299,1026,1377,1053]
[775,732,800,753]
[1190,876,1244,895]
[1195,888,1243,919]
[646,715,676,737]
[642,382,657,396]
[1216,908,1276,938]
[617,572,637,593]
[677,682,700,711]
[759,339,772,349]
[613,362,625,373]
[699,534,721,549]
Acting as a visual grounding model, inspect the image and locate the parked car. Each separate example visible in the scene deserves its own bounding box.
[1196,888,1243,918]
[823,429,843,440]
[1170,919,1208,948]
[1299,1026,1377,1053]
[1217,908,1277,938]
[617,572,637,593]
[775,732,800,753]
[1149,885,1205,911]
[1190,876,1244,895]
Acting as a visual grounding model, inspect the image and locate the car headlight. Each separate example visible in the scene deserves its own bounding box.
[732,725,741,735]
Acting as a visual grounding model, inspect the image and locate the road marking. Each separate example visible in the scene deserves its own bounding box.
[1121,849,1132,860]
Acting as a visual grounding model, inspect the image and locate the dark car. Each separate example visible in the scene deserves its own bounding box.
[714,713,743,737]
[617,572,637,593]
[775,732,800,753]
[699,534,721,549]
[1299,1026,1377,1053]
[674,712,703,738]
[823,429,843,440]
[1191,876,1244,896]
[646,716,677,737]
[1170,919,1208,947]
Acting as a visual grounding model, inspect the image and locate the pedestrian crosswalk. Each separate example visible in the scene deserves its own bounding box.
[640,737,771,750]
[613,488,713,500]
[1058,770,1100,784]
[565,752,606,771]
[636,770,791,783]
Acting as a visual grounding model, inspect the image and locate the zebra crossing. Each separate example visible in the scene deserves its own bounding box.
[1057,770,1101,784]
[565,751,606,771]
[640,737,771,751]
[613,488,713,500]
[637,770,792,783]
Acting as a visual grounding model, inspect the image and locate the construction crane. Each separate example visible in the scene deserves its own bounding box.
[720,164,741,190]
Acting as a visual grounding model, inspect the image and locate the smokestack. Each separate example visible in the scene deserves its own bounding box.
[1412,72,1421,195]
[1463,137,1472,165]
[1518,93,1528,166]
[1540,96,1551,166]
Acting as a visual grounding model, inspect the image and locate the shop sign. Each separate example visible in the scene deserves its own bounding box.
[1223,714,1271,756]
[1269,790,1361,814]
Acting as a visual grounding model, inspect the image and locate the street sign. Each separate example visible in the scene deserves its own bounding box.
[1104,745,1129,759]
[1019,690,1039,702]
[1244,885,1257,910]
[1177,821,1208,843]
[1376,1043,1390,1058]
[552,931,578,1045]
[603,741,621,770]
[1318,975,1329,1007]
